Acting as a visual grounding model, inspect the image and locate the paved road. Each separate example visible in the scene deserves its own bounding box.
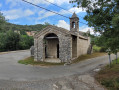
[0,50,118,81]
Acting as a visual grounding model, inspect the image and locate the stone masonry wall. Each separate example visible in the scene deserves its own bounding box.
[59,36,72,62]
[34,26,72,62]
[34,25,90,62]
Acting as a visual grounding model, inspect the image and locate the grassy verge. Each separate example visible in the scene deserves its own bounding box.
[95,59,119,90]
[72,52,106,63]
[18,57,65,66]
[18,52,106,66]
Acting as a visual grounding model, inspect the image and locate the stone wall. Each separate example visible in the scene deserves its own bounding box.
[59,35,72,62]
[34,26,72,62]
[34,25,90,62]
[34,37,44,61]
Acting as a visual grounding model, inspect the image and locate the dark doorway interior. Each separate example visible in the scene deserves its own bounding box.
[72,35,77,58]
[45,45,47,58]
[57,44,59,58]
[44,33,59,59]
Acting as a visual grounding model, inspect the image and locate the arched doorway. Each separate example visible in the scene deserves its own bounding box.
[44,33,59,59]
[72,35,77,58]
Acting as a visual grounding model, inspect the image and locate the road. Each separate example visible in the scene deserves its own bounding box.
[0,50,118,81]
[0,50,118,90]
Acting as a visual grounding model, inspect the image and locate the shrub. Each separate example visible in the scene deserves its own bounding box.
[19,35,34,50]
[96,59,119,90]
[0,31,34,52]
[100,47,107,52]
[93,45,101,52]
[101,79,114,87]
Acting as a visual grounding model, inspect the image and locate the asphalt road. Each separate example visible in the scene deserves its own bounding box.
[0,50,118,81]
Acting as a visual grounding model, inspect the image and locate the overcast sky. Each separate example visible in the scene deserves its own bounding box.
[0,0,94,34]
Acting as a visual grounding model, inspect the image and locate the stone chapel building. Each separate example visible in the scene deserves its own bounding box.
[34,13,91,62]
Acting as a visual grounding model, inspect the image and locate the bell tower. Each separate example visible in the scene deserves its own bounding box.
[70,12,79,32]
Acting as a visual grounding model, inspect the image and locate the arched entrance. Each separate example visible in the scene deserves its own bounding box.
[44,33,59,59]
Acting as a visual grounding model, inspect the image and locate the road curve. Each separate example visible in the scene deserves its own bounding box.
[0,50,118,81]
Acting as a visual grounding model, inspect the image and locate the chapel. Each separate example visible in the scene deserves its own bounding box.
[34,13,91,62]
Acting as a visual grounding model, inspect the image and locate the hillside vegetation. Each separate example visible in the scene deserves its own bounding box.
[0,12,48,52]
[4,22,47,32]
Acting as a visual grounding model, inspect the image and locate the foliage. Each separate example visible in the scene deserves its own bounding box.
[0,31,21,51]
[0,33,7,51]
[95,35,107,47]
[100,47,107,52]
[4,23,47,32]
[96,59,119,90]
[112,14,119,29]
[0,31,34,52]
[0,11,47,32]
[0,12,7,32]
[20,30,27,35]
[93,45,101,52]
[70,0,119,53]
[5,30,21,51]
[19,35,34,50]
[90,35,107,52]
[44,22,50,25]
[0,11,47,52]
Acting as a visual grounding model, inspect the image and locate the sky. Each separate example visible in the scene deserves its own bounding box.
[0,0,94,34]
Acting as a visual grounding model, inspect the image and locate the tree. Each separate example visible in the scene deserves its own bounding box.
[5,30,21,51]
[0,31,33,51]
[0,30,21,51]
[0,12,7,32]
[44,22,50,25]
[0,33,7,51]
[19,35,34,49]
[0,11,35,52]
[20,30,27,35]
[70,0,119,52]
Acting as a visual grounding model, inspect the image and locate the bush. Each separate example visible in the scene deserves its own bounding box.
[93,45,101,52]
[96,59,119,90]
[100,78,119,90]
[5,30,21,51]
[0,31,34,52]
[0,33,6,51]
[93,45,107,52]
[19,35,34,50]
[101,79,114,87]
[100,47,107,52]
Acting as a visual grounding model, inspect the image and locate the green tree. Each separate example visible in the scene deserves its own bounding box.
[6,30,21,51]
[0,12,7,32]
[20,30,27,35]
[0,33,7,51]
[70,0,119,52]
[44,22,50,25]
[19,35,34,49]
[0,30,21,51]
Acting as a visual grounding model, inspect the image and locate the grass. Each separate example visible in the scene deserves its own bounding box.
[18,52,106,66]
[93,45,102,52]
[72,52,106,63]
[18,57,65,66]
[95,58,119,90]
